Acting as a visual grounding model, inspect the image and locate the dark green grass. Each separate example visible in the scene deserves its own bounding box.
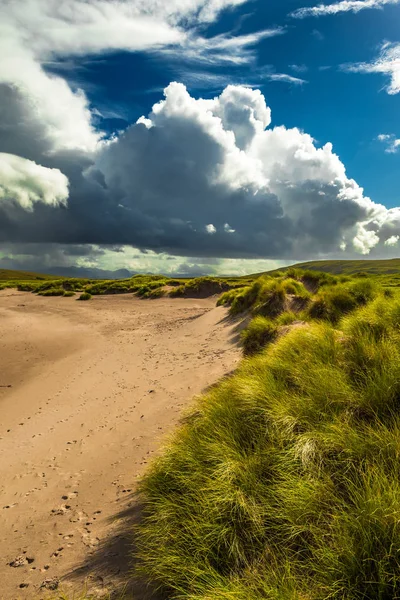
[135,289,400,599]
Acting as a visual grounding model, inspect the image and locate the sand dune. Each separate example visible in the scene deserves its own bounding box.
[0,291,241,598]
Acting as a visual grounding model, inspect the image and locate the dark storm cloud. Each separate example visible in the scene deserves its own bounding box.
[1,82,400,260]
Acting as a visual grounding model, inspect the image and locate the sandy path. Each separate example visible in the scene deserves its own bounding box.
[0,291,241,598]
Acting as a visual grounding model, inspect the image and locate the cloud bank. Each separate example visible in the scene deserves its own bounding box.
[2,81,400,261]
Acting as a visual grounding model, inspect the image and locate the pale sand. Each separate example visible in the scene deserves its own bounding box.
[0,291,241,598]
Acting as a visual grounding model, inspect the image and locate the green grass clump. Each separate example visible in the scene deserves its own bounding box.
[17,282,41,292]
[308,278,380,324]
[38,287,65,296]
[169,285,185,297]
[241,316,278,355]
[136,293,400,600]
[142,287,166,299]
[78,292,92,301]
[63,290,75,297]
[170,277,231,298]
[223,276,310,318]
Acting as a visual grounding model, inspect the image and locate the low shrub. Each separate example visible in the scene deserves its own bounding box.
[63,291,75,297]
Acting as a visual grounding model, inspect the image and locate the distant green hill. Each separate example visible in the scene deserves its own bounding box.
[286,258,400,275]
[0,269,58,281]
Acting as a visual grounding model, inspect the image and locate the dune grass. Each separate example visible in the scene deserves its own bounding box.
[168,276,253,298]
[134,285,400,599]
[38,287,66,296]
[241,315,278,355]
[78,292,92,301]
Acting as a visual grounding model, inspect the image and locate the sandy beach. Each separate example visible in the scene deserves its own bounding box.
[0,290,241,598]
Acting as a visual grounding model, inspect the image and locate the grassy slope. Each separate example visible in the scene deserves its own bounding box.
[0,268,59,281]
[136,272,400,599]
[285,258,400,275]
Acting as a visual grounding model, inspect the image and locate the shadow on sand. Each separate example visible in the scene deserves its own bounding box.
[65,496,166,599]
[218,311,250,346]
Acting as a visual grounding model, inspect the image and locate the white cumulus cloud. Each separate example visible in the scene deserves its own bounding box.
[0,153,69,211]
[87,83,400,258]
[385,235,400,246]
[3,77,400,261]
[378,133,400,152]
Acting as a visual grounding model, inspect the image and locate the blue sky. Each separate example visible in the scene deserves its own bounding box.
[2,0,400,275]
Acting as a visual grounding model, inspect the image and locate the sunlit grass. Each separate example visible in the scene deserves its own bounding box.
[135,291,400,599]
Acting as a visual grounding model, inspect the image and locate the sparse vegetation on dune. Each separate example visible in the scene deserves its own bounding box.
[135,285,400,599]
[0,272,256,301]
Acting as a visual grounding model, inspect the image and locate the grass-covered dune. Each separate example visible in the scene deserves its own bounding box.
[0,273,257,299]
[135,273,400,599]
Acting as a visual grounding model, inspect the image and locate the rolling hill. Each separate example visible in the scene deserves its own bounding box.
[282,258,400,275]
[0,269,61,281]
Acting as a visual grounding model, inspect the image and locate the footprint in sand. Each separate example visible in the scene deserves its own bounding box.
[40,577,59,590]
[51,504,71,516]
[9,555,34,568]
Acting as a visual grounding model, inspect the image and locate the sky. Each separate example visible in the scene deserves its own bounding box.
[1,0,400,276]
